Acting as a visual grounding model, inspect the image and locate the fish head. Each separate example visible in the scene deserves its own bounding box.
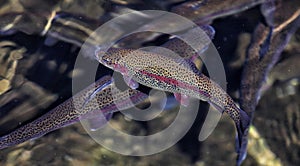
[96,48,133,74]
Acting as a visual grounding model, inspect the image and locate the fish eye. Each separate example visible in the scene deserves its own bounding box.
[103,57,115,66]
[101,56,109,63]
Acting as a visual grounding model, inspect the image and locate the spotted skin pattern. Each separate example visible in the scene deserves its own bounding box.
[98,48,250,151]
[159,25,215,59]
[0,75,148,149]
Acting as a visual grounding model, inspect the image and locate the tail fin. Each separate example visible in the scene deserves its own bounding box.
[235,109,250,166]
[0,136,6,149]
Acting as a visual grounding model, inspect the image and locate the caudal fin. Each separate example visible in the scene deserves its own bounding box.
[235,109,250,166]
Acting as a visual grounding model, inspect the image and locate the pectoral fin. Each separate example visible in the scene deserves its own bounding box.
[85,112,113,131]
[123,75,139,89]
[174,93,189,107]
